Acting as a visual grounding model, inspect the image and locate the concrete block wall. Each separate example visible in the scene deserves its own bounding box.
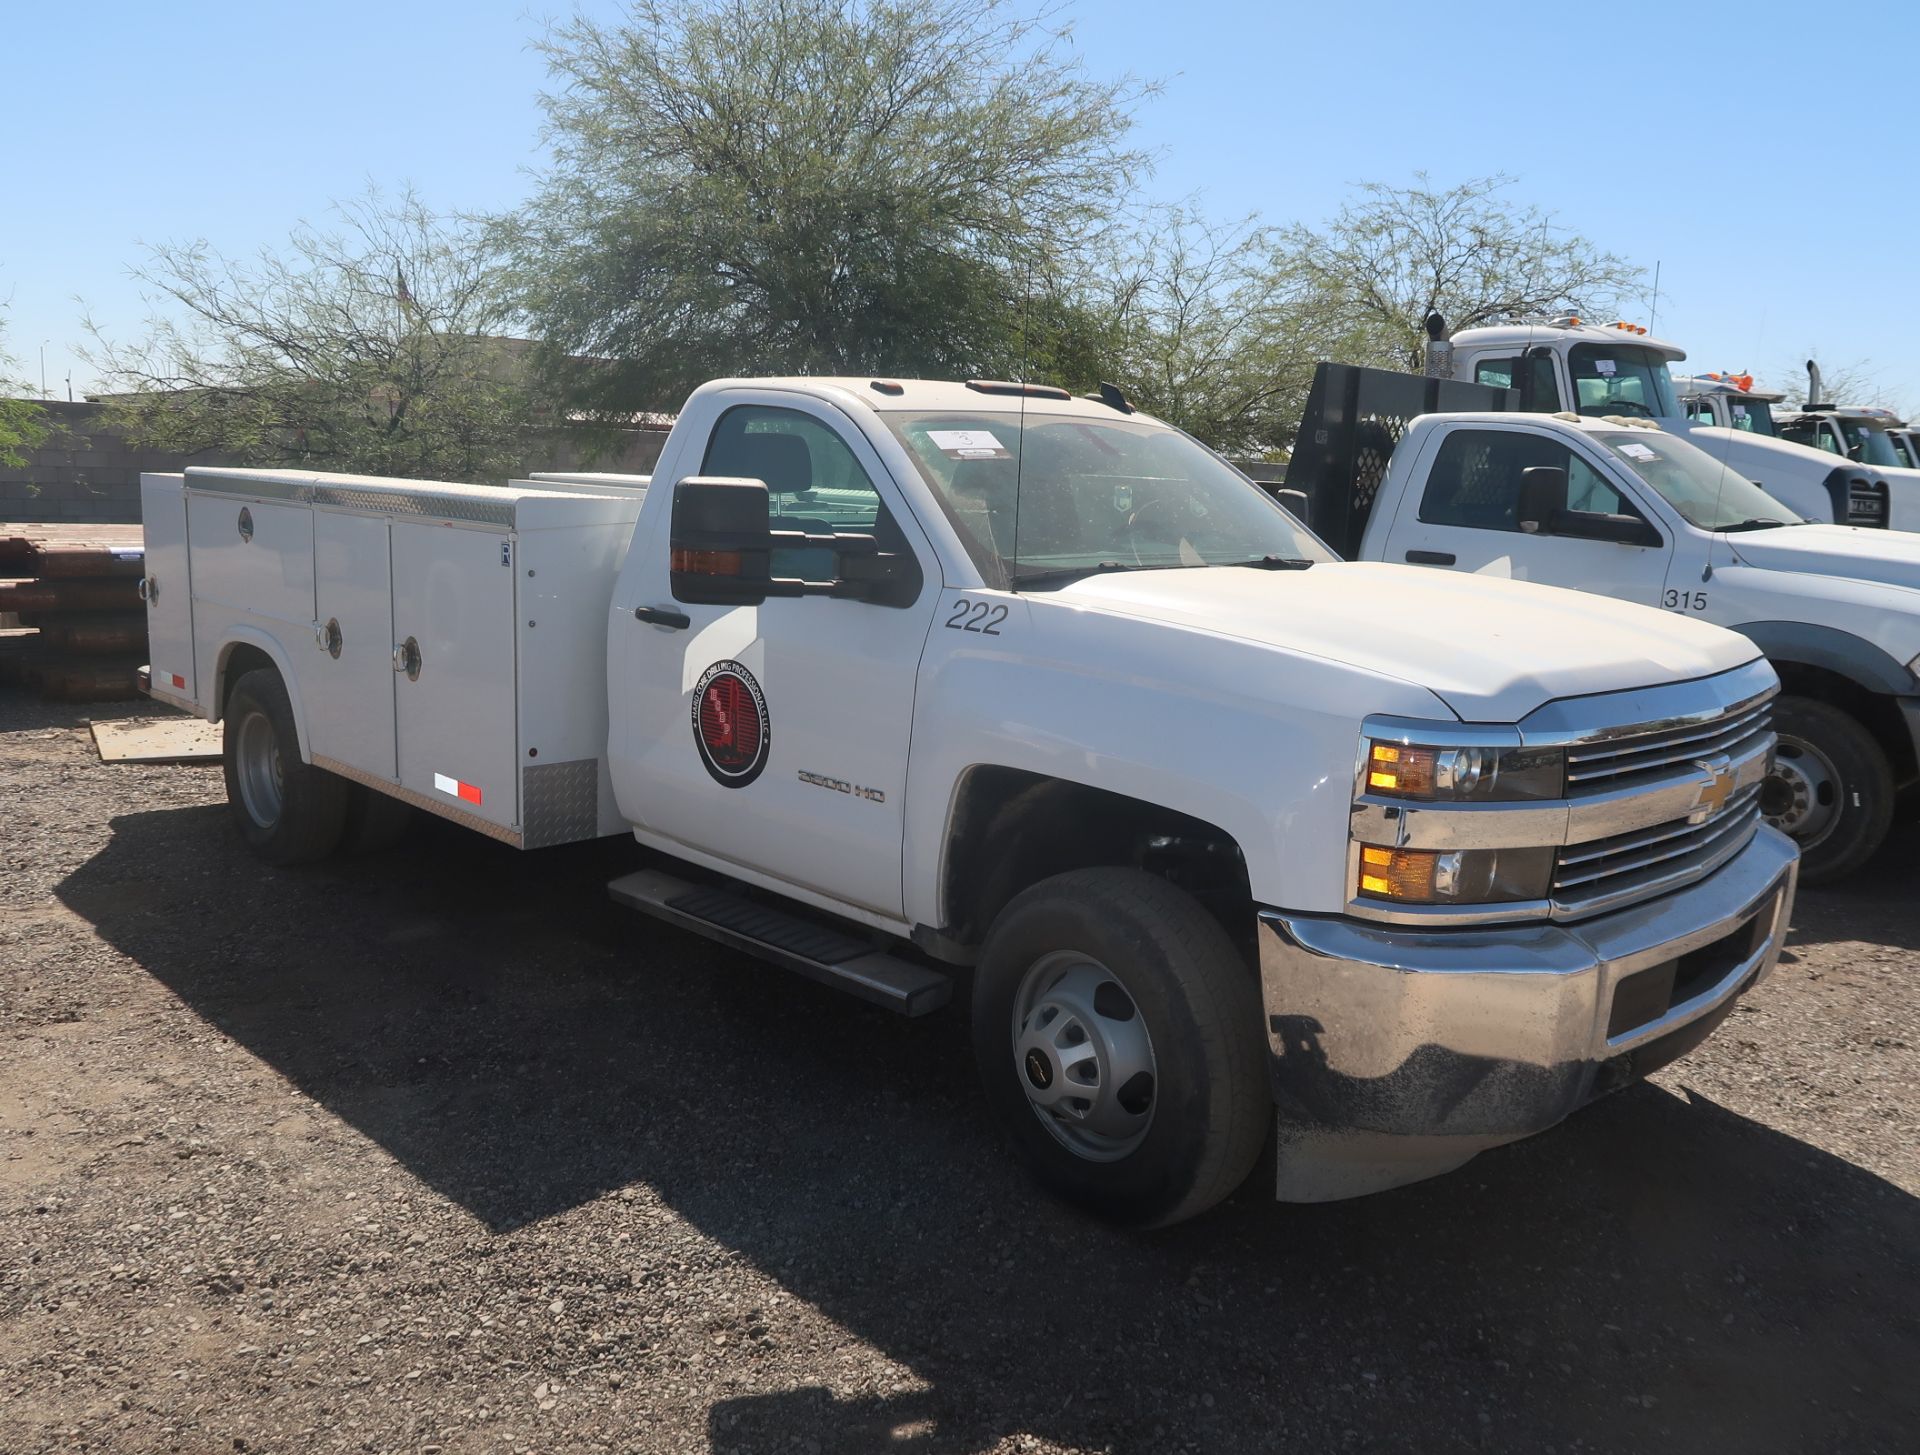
[0,401,191,524]
[1,399,670,525]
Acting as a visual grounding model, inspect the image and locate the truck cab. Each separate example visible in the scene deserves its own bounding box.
[1673,373,1786,436]
[1442,319,1911,531]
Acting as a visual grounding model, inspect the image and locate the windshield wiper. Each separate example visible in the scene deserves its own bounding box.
[1221,555,1315,570]
[1011,561,1136,590]
[1716,518,1790,533]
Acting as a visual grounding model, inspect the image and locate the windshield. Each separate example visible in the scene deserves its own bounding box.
[881,410,1334,585]
[1592,430,1803,530]
[1568,344,1680,419]
[1836,418,1905,468]
[1722,396,1777,435]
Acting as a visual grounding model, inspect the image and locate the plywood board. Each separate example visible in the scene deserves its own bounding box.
[91,716,222,764]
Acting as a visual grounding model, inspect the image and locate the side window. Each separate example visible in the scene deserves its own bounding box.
[1688,401,1716,424]
[1474,357,1518,389]
[703,404,884,530]
[701,404,917,592]
[1566,454,1625,514]
[1419,429,1571,532]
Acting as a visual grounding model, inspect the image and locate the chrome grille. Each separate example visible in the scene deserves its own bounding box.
[1555,783,1762,911]
[1565,697,1772,794]
[1554,690,1774,916]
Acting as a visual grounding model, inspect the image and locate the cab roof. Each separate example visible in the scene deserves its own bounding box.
[691,376,1158,423]
[1449,320,1687,363]
[1672,373,1786,404]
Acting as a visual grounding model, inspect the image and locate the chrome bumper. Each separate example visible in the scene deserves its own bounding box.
[1257,826,1798,1201]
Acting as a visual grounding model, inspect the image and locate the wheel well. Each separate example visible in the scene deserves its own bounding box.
[938,767,1255,962]
[217,643,277,718]
[1771,659,1917,788]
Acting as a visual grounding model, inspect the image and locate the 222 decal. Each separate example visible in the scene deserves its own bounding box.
[692,660,771,787]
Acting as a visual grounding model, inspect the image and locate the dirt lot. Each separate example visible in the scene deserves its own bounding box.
[2,693,1917,1455]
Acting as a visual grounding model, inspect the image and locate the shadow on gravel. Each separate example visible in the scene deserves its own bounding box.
[1781,819,1920,952]
[58,804,1920,1454]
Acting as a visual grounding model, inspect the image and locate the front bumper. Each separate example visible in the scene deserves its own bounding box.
[1256,826,1798,1201]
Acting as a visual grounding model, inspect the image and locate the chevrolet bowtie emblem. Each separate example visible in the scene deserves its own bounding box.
[1692,755,1737,819]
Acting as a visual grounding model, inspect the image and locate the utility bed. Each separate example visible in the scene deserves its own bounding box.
[141,465,645,848]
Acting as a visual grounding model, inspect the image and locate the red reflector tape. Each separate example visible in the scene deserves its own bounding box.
[169,673,185,689]
[433,772,483,806]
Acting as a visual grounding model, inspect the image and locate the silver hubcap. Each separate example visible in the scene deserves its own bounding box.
[234,709,285,830]
[1011,953,1157,1162]
[1761,734,1839,847]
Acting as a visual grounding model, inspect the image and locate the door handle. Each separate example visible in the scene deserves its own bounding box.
[633,605,691,630]
[1405,549,1457,566]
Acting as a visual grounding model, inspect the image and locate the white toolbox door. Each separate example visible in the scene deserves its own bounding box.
[392,522,519,831]
[307,511,397,780]
[139,474,197,702]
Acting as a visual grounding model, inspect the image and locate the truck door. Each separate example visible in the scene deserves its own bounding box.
[138,474,197,703]
[1381,424,1672,608]
[615,396,940,920]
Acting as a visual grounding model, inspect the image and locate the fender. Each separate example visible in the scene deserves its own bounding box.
[1733,620,1918,696]
[213,626,315,762]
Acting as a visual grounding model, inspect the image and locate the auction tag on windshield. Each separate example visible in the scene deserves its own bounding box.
[1617,441,1659,461]
[1595,359,1618,376]
[926,429,1011,460]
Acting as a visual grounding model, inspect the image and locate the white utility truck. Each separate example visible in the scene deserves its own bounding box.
[1431,316,1920,532]
[1281,362,1920,882]
[1673,372,1788,433]
[139,376,1797,1224]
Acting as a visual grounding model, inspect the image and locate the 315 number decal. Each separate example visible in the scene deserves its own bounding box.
[945,597,1007,635]
[1663,589,1708,612]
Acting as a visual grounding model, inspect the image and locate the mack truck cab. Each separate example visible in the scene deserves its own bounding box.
[1435,317,1916,532]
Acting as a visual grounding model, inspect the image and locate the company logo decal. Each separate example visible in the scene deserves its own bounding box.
[693,660,771,787]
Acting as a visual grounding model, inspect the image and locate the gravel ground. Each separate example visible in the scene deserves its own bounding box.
[2,693,1916,1455]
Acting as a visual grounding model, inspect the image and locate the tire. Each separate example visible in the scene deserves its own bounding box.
[341,782,415,854]
[221,667,350,865]
[970,868,1270,1228]
[1762,694,1893,885]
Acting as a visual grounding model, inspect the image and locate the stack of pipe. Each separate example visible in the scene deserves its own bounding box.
[0,525,148,701]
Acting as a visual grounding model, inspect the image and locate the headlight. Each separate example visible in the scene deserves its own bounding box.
[1356,845,1555,905]
[1364,739,1563,801]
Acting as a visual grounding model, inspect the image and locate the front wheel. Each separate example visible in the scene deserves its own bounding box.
[1760,695,1892,884]
[971,868,1270,1228]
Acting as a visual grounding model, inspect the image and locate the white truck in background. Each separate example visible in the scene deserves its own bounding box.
[1280,361,1920,881]
[1672,372,1788,432]
[1675,367,1920,473]
[139,375,1796,1225]
[1430,316,1920,532]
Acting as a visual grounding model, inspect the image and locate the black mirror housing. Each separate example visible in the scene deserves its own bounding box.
[671,476,773,604]
[1550,510,1662,547]
[1516,465,1567,534]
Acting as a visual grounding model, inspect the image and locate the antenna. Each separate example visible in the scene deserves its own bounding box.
[1647,260,1661,337]
[1009,262,1031,588]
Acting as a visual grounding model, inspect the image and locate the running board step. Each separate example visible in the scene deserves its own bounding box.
[607,869,951,1017]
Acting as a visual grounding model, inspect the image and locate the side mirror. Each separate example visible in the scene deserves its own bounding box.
[671,476,773,605]
[1516,465,1567,534]
[1551,510,1663,548]
[1272,486,1312,523]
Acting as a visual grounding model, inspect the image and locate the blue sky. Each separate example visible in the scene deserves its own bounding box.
[6,0,1917,409]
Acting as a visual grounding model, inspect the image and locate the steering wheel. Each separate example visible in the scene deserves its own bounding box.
[1125,498,1184,565]
[1601,398,1655,418]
